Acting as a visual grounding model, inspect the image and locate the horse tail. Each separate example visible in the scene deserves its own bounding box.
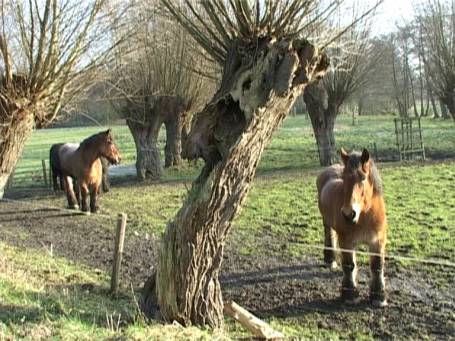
[50,143,64,191]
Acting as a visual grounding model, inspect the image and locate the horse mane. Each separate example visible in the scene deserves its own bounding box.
[345,151,383,196]
[79,131,104,149]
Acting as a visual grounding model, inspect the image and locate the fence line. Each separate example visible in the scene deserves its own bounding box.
[1,197,454,268]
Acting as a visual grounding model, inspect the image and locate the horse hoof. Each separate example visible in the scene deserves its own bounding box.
[329,261,338,271]
[67,205,79,210]
[344,297,361,305]
[341,288,360,305]
[81,210,91,216]
[372,299,388,308]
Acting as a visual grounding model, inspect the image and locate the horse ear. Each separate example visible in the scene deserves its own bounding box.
[105,129,112,136]
[361,148,370,164]
[340,147,349,164]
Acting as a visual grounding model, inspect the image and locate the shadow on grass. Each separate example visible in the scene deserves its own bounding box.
[0,212,83,223]
[0,282,137,329]
[221,263,334,288]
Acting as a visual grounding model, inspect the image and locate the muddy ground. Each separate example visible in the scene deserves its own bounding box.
[0,197,454,340]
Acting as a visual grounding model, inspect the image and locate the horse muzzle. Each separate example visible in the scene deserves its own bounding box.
[110,156,121,165]
[342,210,358,225]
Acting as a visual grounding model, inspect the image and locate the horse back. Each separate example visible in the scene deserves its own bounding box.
[316,164,343,195]
[58,143,80,174]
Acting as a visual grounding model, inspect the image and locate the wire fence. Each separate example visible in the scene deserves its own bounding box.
[1,197,454,268]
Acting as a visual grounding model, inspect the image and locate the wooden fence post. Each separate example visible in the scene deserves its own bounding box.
[41,160,48,188]
[111,213,127,295]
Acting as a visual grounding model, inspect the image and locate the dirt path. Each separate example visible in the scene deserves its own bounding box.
[1,200,454,340]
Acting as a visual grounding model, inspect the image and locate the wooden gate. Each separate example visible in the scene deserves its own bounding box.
[394,117,426,161]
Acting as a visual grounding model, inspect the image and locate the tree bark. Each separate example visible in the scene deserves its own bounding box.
[164,115,183,168]
[303,82,337,166]
[439,99,449,119]
[126,118,162,180]
[441,95,455,120]
[0,110,34,198]
[141,39,328,327]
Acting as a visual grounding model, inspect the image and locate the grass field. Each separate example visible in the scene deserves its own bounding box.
[10,114,455,187]
[1,114,454,340]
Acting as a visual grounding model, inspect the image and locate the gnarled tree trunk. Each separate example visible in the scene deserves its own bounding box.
[126,118,162,180]
[141,39,328,327]
[0,109,35,197]
[304,82,337,166]
[164,107,185,168]
[124,96,188,179]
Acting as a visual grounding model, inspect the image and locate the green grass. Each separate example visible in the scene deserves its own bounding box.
[0,243,231,340]
[10,114,455,187]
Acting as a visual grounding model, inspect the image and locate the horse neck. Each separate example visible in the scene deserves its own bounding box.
[78,142,101,167]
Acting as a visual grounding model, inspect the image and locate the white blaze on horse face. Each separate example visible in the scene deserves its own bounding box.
[352,203,361,223]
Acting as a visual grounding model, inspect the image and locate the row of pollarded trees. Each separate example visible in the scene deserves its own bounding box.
[108,1,214,180]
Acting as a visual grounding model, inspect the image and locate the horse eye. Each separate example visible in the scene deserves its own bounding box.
[360,175,366,181]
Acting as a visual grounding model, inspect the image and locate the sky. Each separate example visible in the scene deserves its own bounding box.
[370,0,415,35]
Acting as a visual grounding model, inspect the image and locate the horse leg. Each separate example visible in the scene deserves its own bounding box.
[323,222,337,270]
[51,168,59,192]
[59,175,65,191]
[64,176,78,209]
[339,238,359,304]
[369,240,387,307]
[74,178,81,206]
[90,184,99,213]
[80,183,90,214]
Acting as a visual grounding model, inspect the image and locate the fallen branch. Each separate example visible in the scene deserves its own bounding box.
[224,300,284,340]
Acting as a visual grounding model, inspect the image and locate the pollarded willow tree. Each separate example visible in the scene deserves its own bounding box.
[0,0,127,197]
[109,2,212,180]
[303,9,380,166]
[140,0,337,327]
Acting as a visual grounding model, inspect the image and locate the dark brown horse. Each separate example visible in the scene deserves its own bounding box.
[316,148,388,307]
[50,143,65,191]
[59,130,121,213]
[50,143,111,193]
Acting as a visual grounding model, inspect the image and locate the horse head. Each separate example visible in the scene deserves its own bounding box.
[340,148,374,224]
[100,129,121,165]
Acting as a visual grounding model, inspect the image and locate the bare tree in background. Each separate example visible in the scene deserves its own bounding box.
[109,2,211,180]
[0,0,126,197]
[140,0,379,328]
[390,26,419,118]
[304,21,379,166]
[417,0,455,120]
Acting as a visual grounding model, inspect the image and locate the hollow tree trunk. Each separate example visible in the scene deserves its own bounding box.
[141,39,328,327]
[0,110,34,198]
[126,118,162,180]
[303,82,337,166]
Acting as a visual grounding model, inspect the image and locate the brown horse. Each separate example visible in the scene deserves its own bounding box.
[316,148,388,307]
[59,129,121,214]
[50,142,111,193]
